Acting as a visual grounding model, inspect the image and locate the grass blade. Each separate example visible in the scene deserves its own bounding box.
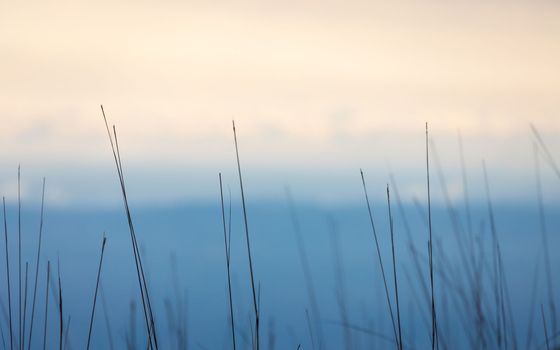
[42,261,50,350]
[101,105,158,349]
[17,166,22,350]
[534,144,557,334]
[86,235,107,350]
[219,174,237,350]
[425,123,438,350]
[21,263,28,350]
[27,178,46,350]
[3,198,14,350]
[360,170,399,348]
[387,186,403,350]
[541,304,550,350]
[57,259,63,350]
[232,120,259,350]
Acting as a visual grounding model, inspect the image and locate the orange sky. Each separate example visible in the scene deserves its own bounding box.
[0,0,559,205]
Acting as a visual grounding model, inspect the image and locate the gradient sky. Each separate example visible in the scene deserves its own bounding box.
[1,0,559,206]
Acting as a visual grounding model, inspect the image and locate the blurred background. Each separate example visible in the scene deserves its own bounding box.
[0,1,559,349]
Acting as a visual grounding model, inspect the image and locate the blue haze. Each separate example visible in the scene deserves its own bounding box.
[0,198,558,349]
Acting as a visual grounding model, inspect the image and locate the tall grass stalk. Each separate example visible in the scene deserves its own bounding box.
[27,178,46,350]
[387,186,403,350]
[17,166,22,350]
[219,173,237,350]
[101,105,158,349]
[86,235,108,350]
[3,197,14,350]
[534,144,557,334]
[114,124,160,350]
[57,259,63,350]
[389,175,439,344]
[541,304,550,350]
[360,170,399,348]
[232,120,259,350]
[63,315,71,350]
[112,124,158,349]
[42,261,50,350]
[99,282,115,350]
[21,263,28,350]
[425,123,439,350]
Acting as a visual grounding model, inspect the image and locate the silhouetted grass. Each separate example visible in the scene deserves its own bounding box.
[386,186,403,350]
[101,105,158,349]
[3,197,14,350]
[219,173,237,350]
[542,304,551,350]
[99,281,114,350]
[27,178,45,350]
[360,170,399,347]
[86,235,107,350]
[425,123,439,350]
[0,119,558,350]
[42,261,49,350]
[21,262,28,350]
[57,258,63,350]
[232,120,260,350]
[17,166,22,350]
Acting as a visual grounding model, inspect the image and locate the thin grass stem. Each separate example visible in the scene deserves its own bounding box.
[3,198,14,350]
[232,120,259,350]
[219,174,237,350]
[86,235,107,350]
[27,178,46,350]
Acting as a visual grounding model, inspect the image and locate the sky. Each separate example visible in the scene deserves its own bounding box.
[1,0,559,206]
